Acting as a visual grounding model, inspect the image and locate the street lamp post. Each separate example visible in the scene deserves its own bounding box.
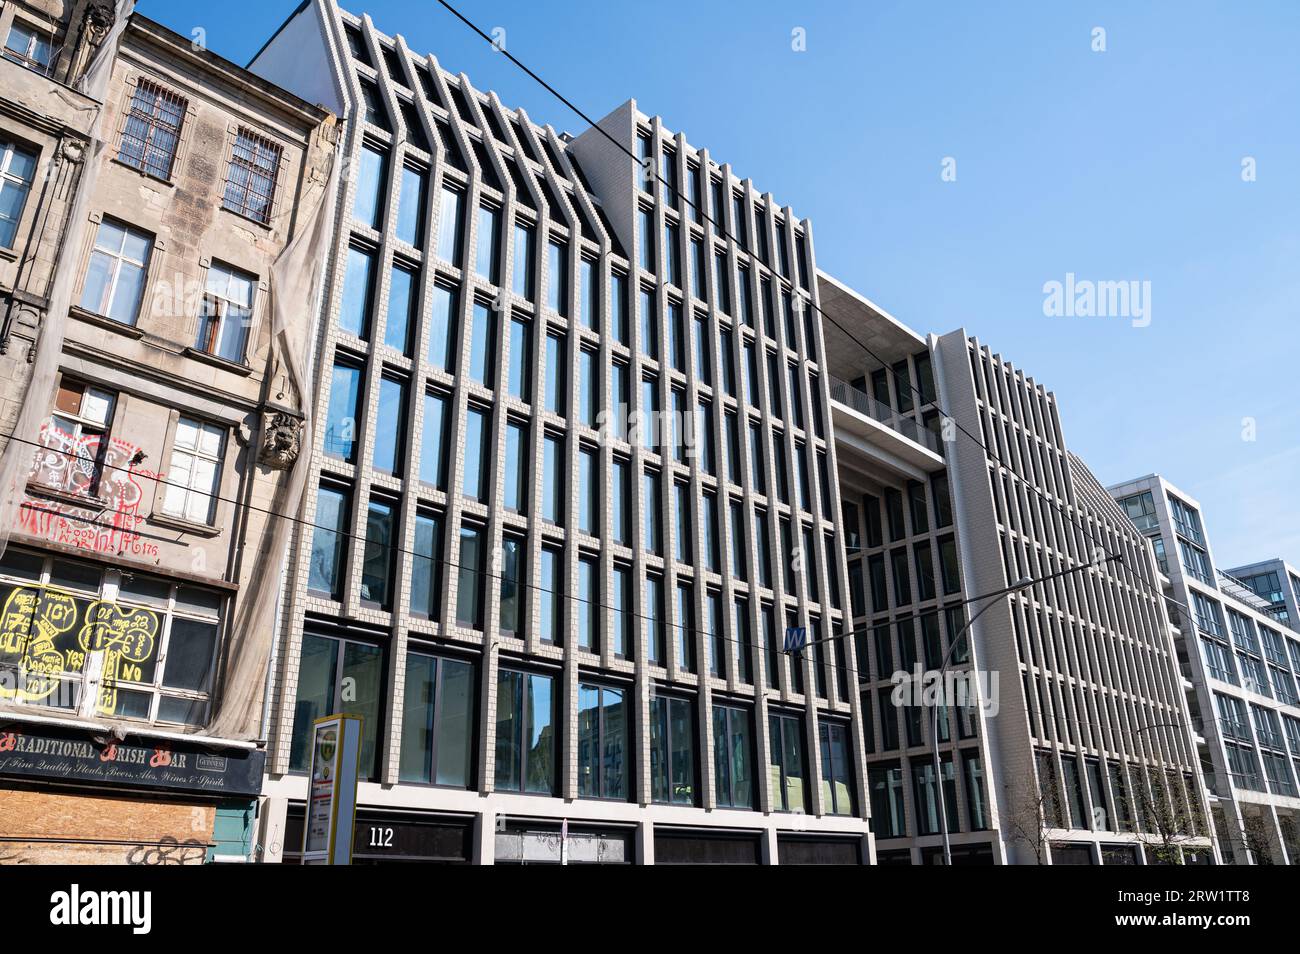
[930,555,1121,866]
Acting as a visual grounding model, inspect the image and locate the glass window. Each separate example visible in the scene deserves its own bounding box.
[494,669,555,794]
[578,446,598,534]
[504,420,527,512]
[308,484,349,598]
[650,695,696,805]
[578,555,599,650]
[352,144,387,229]
[394,163,426,246]
[768,711,807,813]
[436,186,464,263]
[544,333,566,415]
[499,535,523,636]
[646,573,666,664]
[0,139,37,248]
[637,285,655,356]
[382,263,417,354]
[538,547,562,645]
[462,407,488,501]
[577,684,628,800]
[512,220,535,297]
[643,468,661,554]
[475,204,500,281]
[508,318,531,400]
[161,417,223,524]
[3,23,54,74]
[420,391,448,488]
[613,271,630,345]
[579,349,598,427]
[410,512,442,618]
[542,432,563,523]
[360,499,395,607]
[290,634,383,779]
[467,299,494,385]
[819,721,854,815]
[455,523,485,628]
[399,653,474,786]
[677,582,695,672]
[713,705,754,809]
[80,219,152,325]
[118,80,186,179]
[580,256,598,328]
[339,245,375,338]
[611,457,630,545]
[372,376,406,474]
[612,564,632,658]
[194,261,256,362]
[638,206,654,272]
[428,283,456,371]
[547,240,568,316]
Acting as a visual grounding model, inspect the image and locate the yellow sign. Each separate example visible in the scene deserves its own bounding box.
[0,584,159,714]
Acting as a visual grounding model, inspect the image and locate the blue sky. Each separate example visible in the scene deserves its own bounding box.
[141,0,1300,570]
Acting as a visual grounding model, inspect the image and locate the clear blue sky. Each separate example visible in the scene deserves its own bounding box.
[141,0,1300,570]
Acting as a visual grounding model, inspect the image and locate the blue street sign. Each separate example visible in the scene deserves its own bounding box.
[783,626,807,653]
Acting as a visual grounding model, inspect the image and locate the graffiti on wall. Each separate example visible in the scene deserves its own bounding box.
[18,424,160,558]
[0,582,159,715]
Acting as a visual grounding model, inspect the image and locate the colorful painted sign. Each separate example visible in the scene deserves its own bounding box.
[0,582,160,716]
[302,714,362,866]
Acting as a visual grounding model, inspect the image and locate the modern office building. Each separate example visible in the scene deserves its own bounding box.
[0,1,333,863]
[248,1,869,864]
[822,280,1214,864]
[1224,557,1300,634]
[1110,475,1300,863]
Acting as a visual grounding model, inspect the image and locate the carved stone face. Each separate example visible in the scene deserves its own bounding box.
[259,413,302,471]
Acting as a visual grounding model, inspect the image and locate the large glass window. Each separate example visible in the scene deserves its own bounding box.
[410,512,442,619]
[538,547,561,645]
[338,245,375,338]
[309,483,349,598]
[436,186,464,263]
[768,711,807,813]
[512,220,535,297]
[0,139,37,248]
[80,219,152,325]
[353,144,388,229]
[542,432,564,524]
[2,23,54,75]
[395,163,426,247]
[578,555,599,651]
[713,705,754,809]
[544,333,565,415]
[869,764,905,838]
[819,721,854,815]
[384,264,416,354]
[195,261,256,363]
[650,694,696,805]
[646,573,665,664]
[467,300,493,385]
[455,524,485,629]
[499,535,524,636]
[360,499,395,607]
[547,240,568,316]
[495,669,555,794]
[462,407,488,501]
[161,417,223,524]
[475,203,500,281]
[577,684,628,800]
[503,420,527,512]
[420,391,448,488]
[372,376,406,475]
[399,652,474,786]
[580,256,598,328]
[290,633,383,779]
[428,283,456,371]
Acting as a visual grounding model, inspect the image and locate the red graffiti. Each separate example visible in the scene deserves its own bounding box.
[19,426,160,557]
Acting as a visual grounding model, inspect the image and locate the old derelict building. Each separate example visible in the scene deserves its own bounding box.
[0,2,333,863]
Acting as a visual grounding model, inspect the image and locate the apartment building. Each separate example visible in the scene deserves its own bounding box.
[1109,475,1300,863]
[248,1,868,864]
[0,1,333,863]
[824,275,1214,864]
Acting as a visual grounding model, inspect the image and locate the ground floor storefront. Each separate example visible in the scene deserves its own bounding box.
[0,719,265,864]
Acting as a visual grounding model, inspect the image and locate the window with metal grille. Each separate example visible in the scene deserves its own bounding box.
[118,79,186,180]
[222,127,281,224]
